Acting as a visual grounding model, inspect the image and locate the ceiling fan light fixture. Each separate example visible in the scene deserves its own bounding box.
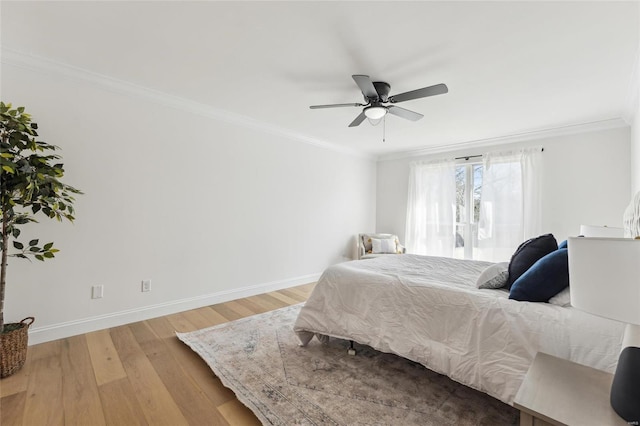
[364,106,387,120]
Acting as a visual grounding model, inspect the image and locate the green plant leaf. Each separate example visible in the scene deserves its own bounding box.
[1,103,81,270]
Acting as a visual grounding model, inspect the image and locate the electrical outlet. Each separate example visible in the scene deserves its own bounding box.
[141,279,151,292]
[92,285,104,299]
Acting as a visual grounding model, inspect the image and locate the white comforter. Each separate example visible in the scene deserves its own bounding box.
[293,254,625,404]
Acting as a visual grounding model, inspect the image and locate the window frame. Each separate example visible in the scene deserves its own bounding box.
[455,159,482,260]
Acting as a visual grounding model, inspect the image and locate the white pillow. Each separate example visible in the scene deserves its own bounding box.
[371,237,397,254]
[476,262,509,289]
[549,287,571,307]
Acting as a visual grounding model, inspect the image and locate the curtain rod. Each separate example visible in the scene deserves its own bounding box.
[455,147,544,161]
[455,154,482,161]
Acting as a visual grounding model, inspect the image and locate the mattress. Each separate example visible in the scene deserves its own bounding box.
[293,254,625,404]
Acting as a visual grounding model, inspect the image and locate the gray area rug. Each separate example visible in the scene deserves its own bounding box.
[177,304,519,425]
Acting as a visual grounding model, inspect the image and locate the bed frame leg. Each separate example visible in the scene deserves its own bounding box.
[347,340,356,356]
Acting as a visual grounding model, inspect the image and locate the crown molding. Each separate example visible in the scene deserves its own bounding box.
[377,117,630,162]
[3,47,630,164]
[1,47,375,161]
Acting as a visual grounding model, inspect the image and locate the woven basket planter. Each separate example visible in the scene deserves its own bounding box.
[1,317,35,378]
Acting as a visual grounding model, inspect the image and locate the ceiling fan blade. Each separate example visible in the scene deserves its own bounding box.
[348,111,367,127]
[389,83,448,103]
[309,103,364,109]
[387,105,424,121]
[352,75,379,100]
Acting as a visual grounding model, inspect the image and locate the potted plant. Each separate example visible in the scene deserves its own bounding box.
[0,102,80,377]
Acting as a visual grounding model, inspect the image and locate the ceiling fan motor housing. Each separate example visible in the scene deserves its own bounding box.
[373,82,391,102]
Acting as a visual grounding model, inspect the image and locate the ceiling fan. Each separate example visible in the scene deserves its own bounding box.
[310,75,448,127]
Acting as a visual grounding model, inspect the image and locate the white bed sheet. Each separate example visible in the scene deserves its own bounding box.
[293,254,625,404]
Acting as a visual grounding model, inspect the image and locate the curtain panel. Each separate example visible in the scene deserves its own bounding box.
[477,147,543,261]
[405,159,457,256]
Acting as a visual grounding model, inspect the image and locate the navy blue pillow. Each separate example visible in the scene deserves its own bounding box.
[558,240,568,249]
[509,248,569,302]
[507,234,558,289]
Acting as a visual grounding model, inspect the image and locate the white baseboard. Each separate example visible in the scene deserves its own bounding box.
[27,273,321,345]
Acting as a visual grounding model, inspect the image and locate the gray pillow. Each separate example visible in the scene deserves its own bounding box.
[549,287,571,307]
[476,262,509,289]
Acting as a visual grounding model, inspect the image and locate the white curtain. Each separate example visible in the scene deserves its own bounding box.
[477,147,542,261]
[405,159,457,256]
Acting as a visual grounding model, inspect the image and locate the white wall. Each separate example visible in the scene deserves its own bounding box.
[630,50,640,194]
[1,61,376,344]
[628,5,640,194]
[377,126,631,251]
[630,106,639,194]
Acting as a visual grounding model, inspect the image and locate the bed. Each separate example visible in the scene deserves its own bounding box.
[293,254,625,405]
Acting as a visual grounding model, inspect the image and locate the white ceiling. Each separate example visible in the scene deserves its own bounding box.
[1,1,639,156]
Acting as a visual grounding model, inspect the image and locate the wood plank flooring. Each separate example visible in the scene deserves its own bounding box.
[0,283,315,425]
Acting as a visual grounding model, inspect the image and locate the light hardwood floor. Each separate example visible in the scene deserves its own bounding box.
[0,283,315,425]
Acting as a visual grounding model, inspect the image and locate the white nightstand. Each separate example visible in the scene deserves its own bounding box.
[513,352,629,426]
